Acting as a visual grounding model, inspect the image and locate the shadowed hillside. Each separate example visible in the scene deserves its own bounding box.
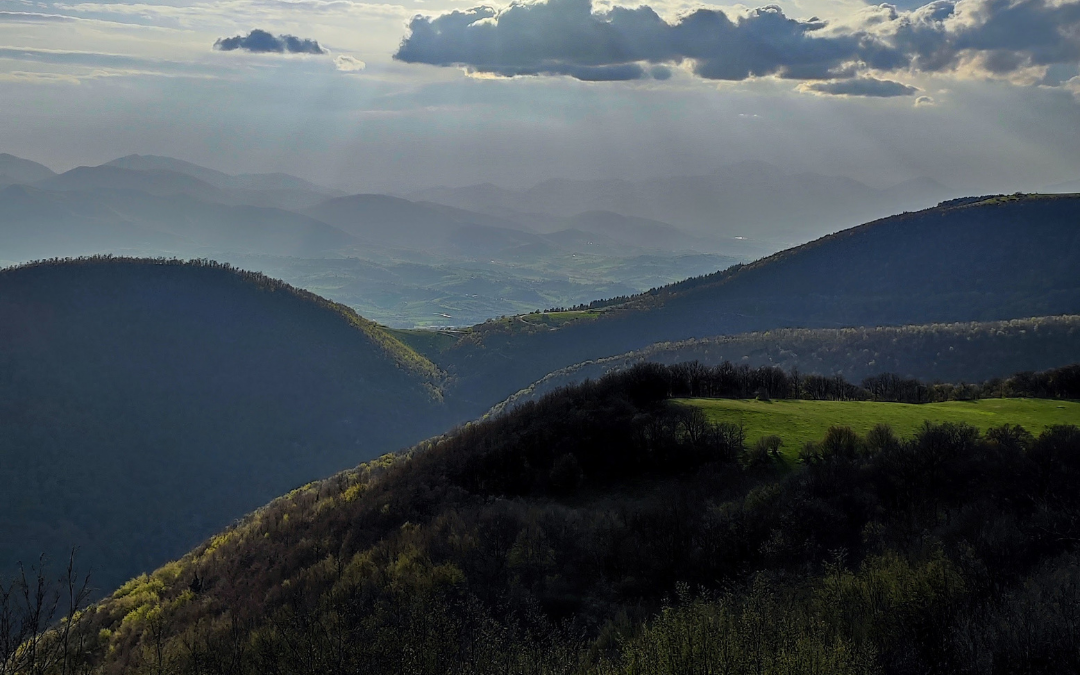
[430,194,1080,408]
[489,315,1080,414]
[0,257,452,594]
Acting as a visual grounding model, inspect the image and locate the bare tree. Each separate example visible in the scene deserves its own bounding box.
[0,551,92,675]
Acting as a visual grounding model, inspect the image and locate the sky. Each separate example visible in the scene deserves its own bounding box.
[1,0,1079,193]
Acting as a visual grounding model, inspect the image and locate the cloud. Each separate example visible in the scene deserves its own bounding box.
[334,54,366,71]
[1066,76,1080,101]
[55,0,411,30]
[0,46,170,69]
[214,29,326,54]
[0,11,80,23]
[801,77,919,97]
[915,94,936,105]
[394,0,1080,90]
[869,0,1080,78]
[0,46,224,83]
[395,0,866,81]
[0,71,82,84]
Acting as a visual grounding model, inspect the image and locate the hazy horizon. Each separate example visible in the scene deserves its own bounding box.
[3,0,1080,194]
[0,151,971,194]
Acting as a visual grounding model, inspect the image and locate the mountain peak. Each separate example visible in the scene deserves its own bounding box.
[0,153,57,184]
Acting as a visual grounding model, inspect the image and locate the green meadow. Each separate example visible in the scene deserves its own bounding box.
[678,397,1080,460]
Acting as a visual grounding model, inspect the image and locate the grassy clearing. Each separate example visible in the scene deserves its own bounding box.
[678,398,1080,460]
[529,310,604,325]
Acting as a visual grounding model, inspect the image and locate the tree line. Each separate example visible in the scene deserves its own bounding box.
[615,360,1080,404]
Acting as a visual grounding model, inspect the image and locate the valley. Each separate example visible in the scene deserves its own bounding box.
[0,154,750,328]
[0,163,1078,675]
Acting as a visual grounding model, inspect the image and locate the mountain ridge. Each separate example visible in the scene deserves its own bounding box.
[103,154,341,195]
[408,161,957,243]
[0,153,56,185]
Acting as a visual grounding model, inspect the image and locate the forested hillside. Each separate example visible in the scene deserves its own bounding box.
[491,316,1080,413]
[430,194,1080,407]
[0,257,452,593]
[24,363,1080,675]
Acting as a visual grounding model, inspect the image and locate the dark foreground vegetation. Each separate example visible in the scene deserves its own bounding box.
[0,257,452,594]
[8,362,1080,674]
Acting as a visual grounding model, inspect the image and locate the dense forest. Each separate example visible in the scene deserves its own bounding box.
[0,257,455,594]
[490,316,1080,413]
[424,194,1080,408]
[8,362,1080,675]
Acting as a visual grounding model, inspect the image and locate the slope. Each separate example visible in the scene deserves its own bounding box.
[0,153,56,185]
[489,316,1080,413]
[36,165,229,202]
[101,155,238,188]
[431,194,1080,408]
[102,155,340,209]
[304,193,530,250]
[0,257,451,594]
[103,154,336,194]
[45,363,1080,675]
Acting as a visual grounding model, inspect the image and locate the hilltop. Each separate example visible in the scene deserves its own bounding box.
[0,257,452,594]
[0,153,55,185]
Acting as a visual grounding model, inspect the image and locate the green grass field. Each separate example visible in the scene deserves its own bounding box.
[678,398,1080,460]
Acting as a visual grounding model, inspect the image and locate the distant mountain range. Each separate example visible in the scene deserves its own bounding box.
[0,154,754,326]
[409,160,961,244]
[0,154,743,261]
[1048,177,1080,193]
[0,184,357,260]
[4,152,1077,330]
[102,154,339,194]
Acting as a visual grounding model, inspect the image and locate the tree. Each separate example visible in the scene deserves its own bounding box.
[0,552,91,675]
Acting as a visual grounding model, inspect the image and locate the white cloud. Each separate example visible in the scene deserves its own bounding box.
[334,53,365,70]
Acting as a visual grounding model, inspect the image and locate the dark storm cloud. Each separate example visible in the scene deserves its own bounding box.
[804,77,919,97]
[214,29,327,55]
[394,0,867,81]
[891,0,1080,74]
[393,0,1080,87]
